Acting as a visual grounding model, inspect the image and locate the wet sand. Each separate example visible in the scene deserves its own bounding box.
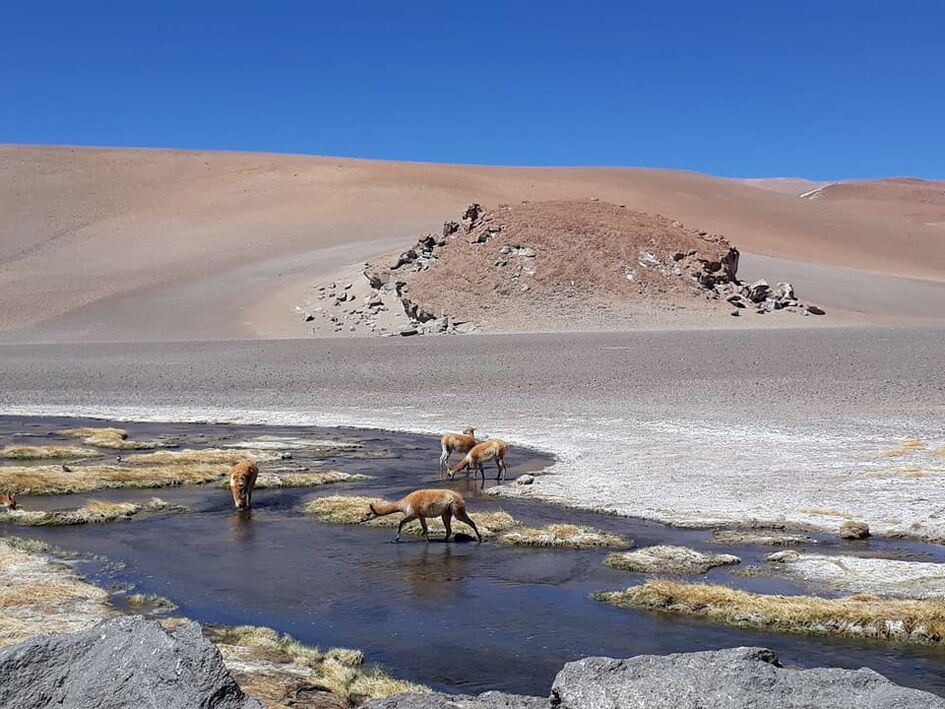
[3,416,945,697]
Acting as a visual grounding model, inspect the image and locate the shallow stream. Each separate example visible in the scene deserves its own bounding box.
[2,415,944,697]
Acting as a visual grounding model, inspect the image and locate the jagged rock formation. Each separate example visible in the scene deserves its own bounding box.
[301,200,825,336]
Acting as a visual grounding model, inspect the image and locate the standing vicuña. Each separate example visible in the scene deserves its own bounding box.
[448,439,508,483]
[359,488,481,543]
[230,460,258,510]
[439,426,477,476]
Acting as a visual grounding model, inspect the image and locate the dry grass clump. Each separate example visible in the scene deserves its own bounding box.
[204,624,428,705]
[125,593,178,612]
[301,495,517,538]
[498,524,631,549]
[0,498,172,526]
[711,530,817,546]
[593,579,945,645]
[0,445,98,460]
[123,448,281,465]
[59,427,158,450]
[0,462,228,495]
[248,471,371,489]
[0,538,113,647]
[878,438,928,458]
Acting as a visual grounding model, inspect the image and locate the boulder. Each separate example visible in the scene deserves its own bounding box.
[0,616,261,709]
[516,474,535,485]
[549,647,945,709]
[807,304,826,315]
[839,521,871,539]
[747,279,770,303]
[720,246,740,282]
[774,282,795,301]
[443,221,461,237]
[462,203,483,230]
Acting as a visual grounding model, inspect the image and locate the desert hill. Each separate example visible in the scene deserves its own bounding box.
[1,146,944,342]
[799,178,945,227]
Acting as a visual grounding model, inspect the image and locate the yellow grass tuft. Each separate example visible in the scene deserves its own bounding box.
[301,495,517,538]
[125,593,178,612]
[0,498,171,526]
[205,624,428,704]
[593,579,945,645]
[878,438,928,458]
[222,471,371,490]
[498,524,631,549]
[59,427,158,450]
[0,462,229,495]
[0,445,99,460]
[123,448,281,465]
[0,538,114,647]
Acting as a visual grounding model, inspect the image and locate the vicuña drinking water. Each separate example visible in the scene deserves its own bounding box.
[448,439,509,483]
[359,488,482,543]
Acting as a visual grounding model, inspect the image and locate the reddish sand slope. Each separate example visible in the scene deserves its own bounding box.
[1,146,944,342]
[799,178,945,227]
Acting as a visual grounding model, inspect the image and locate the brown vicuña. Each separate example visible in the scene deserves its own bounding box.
[448,439,509,483]
[359,489,481,543]
[439,426,477,476]
[0,492,17,510]
[229,460,258,510]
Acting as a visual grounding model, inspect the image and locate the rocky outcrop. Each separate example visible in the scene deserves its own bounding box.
[303,200,825,337]
[366,647,945,709]
[0,616,262,709]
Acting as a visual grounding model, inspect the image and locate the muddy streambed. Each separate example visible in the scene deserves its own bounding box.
[2,415,945,697]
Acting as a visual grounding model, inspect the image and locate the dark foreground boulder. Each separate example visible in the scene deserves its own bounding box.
[366,647,944,709]
[550,647,944,708]
[0,616,262,709]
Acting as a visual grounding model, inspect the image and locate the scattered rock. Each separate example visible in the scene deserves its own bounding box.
[399,328,419,337]
[840,521,871,539]
[807,304,826,315]
[443,221,461,237]
[747,279,770,303]
[605,545,740,575]
[0,616,262,709]
[516,474,535,485]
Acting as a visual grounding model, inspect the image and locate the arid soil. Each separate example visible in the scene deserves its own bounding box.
[3,146,945,343]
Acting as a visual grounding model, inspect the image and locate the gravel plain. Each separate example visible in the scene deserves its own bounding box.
[2,326,944,540]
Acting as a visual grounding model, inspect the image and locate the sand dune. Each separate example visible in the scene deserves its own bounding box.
[1,146,944,342]
[798,178,945,227]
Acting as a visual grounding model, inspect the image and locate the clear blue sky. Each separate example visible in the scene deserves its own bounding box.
[1,2,941,179]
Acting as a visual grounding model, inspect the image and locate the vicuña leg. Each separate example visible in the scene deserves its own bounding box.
[441,509,453,541]
[396,514,418,543]
[418,515,430,543]
[452,502,481,543]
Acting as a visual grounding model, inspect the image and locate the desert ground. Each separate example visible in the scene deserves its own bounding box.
[2,146,945,703]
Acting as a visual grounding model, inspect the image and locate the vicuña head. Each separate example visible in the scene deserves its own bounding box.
[0,491,17,510]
